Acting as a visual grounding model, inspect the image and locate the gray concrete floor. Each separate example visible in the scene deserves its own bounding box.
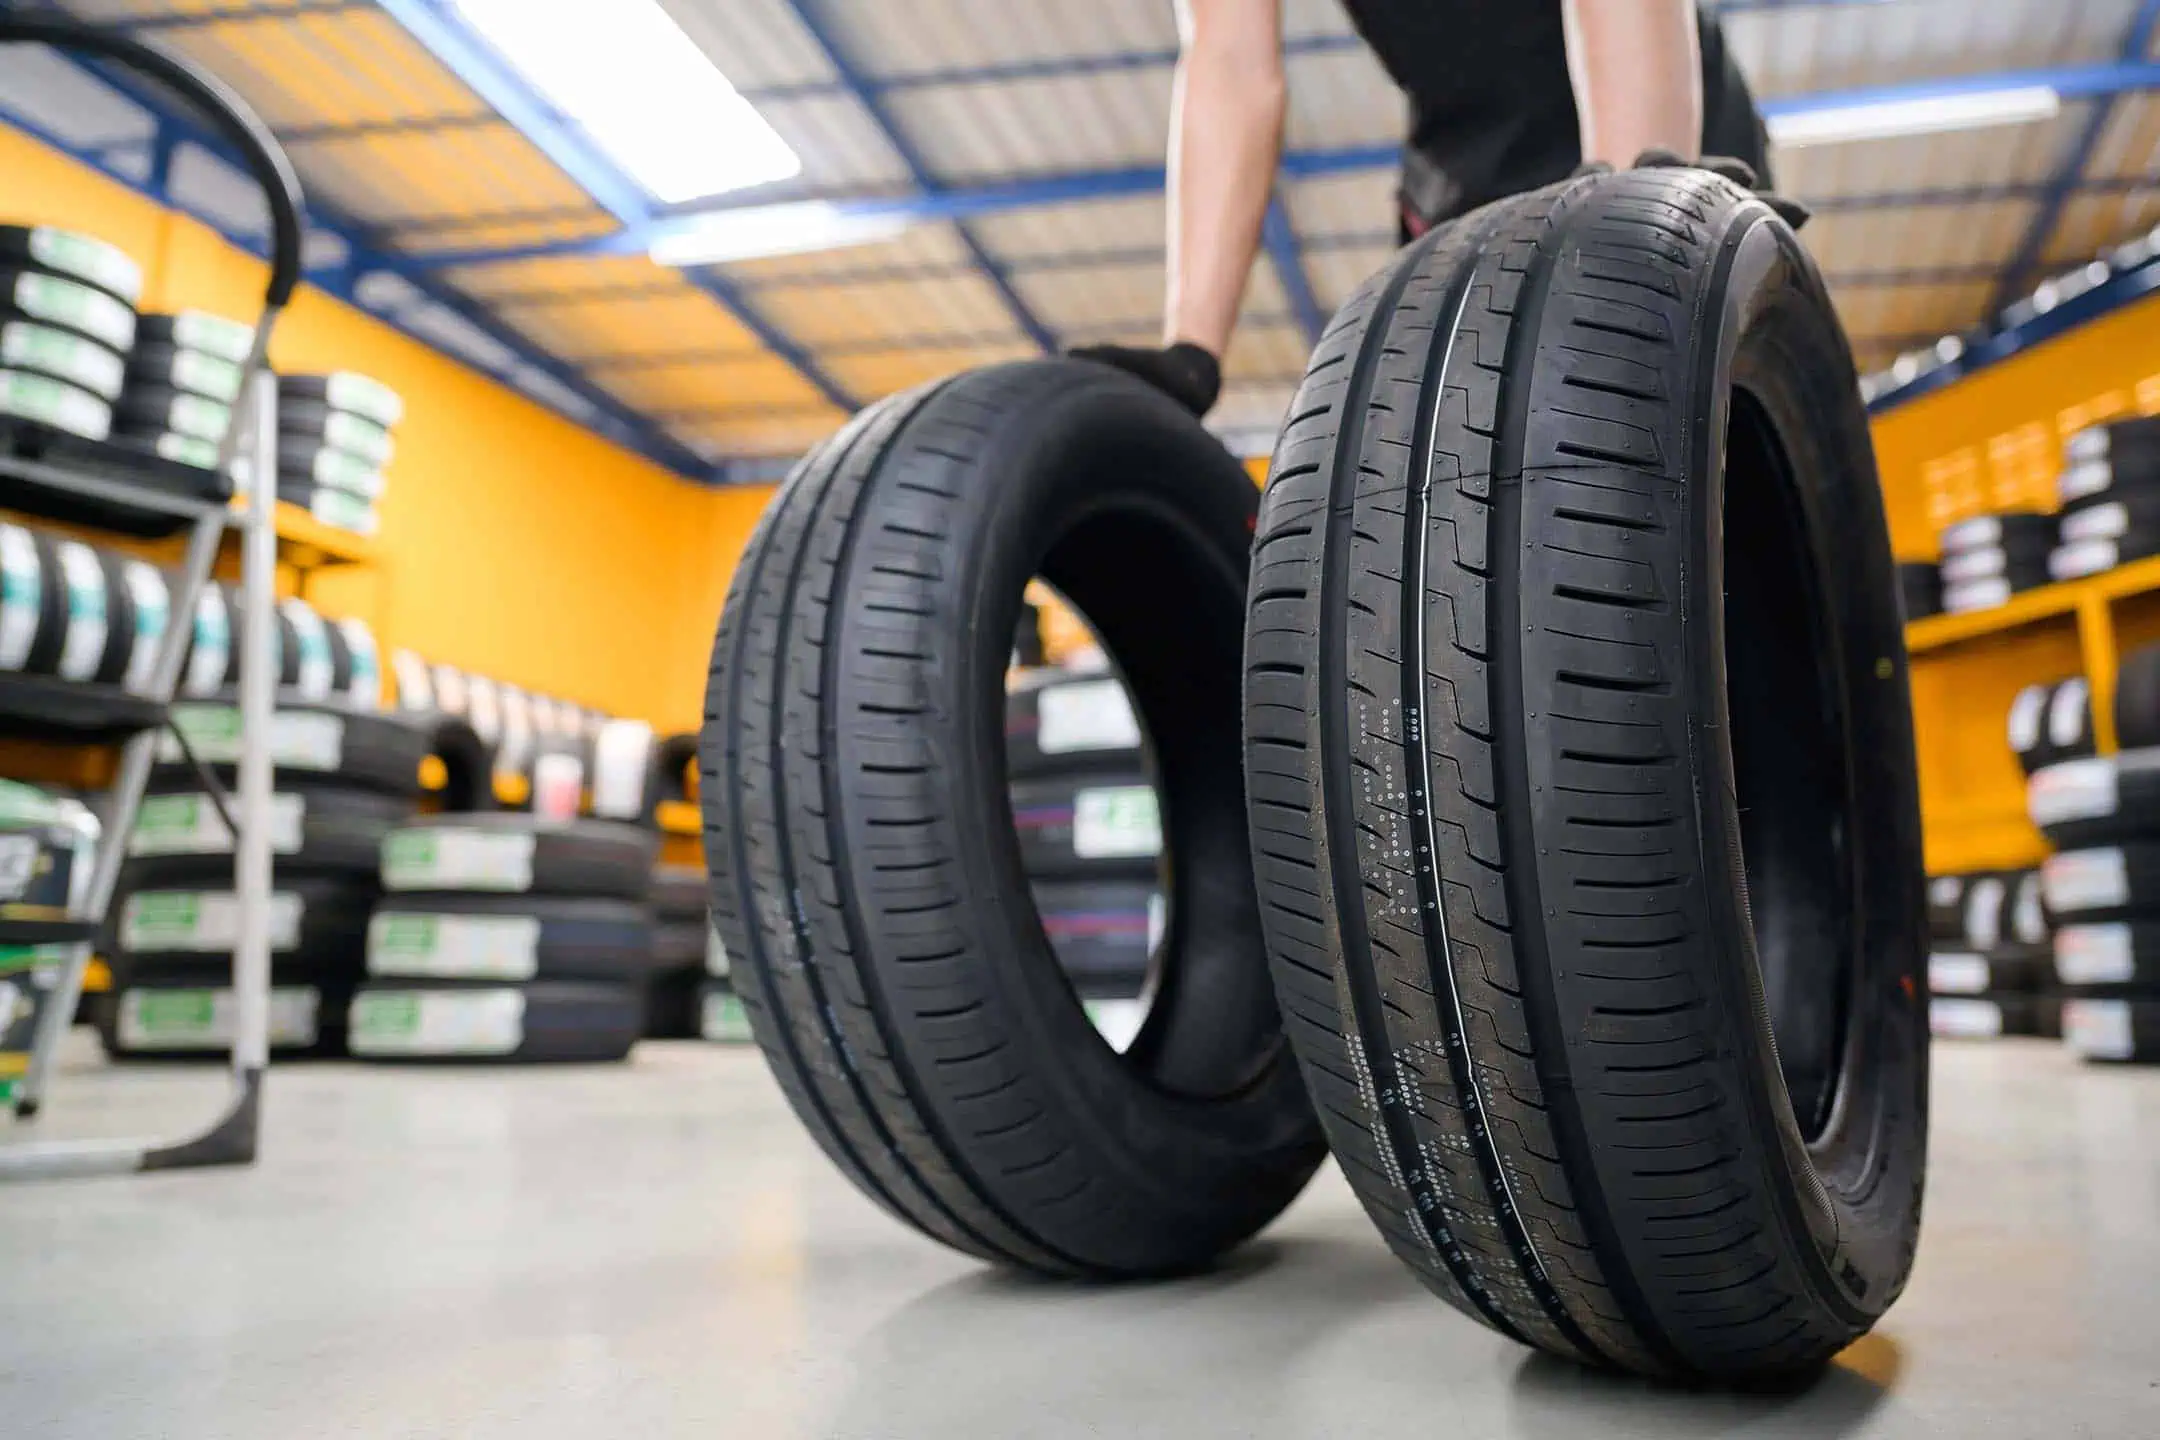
[2,1033,2157,1438]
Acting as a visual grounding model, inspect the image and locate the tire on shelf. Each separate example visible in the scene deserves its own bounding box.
[1926,947,2047,995]
[649,863,707,922]
[2053,920,2160,990]
[703,359,1324,1278]
[111,875,377,971]
[97,965,352,1060]
[154,701,432,798]
[2027,750,2160,849]
[1005,669,1144,778]
[1929,993,2039,1039]
[2063,997,2160,1062]
[1009,770,1161,879]
[380,813,654,900]
[2114,643,2160,749]
[1242,168,1927,1381]
[346,979,641,1063]
[367,893,653,984]
[1,319,126,401]
[124,779,410,885]
[1925,873,1968,940]
[2041,842,2160,923]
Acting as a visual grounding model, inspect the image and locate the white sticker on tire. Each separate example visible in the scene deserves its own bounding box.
[282,600,334,701]
[2055,923,2134,986]
[2063,999,2133,1060]
[185,589,230,696]
[2006,683,2047,755]
[1071,785,1161,859]
[2048,676,2089,749]
[2012,873,2048,946]
[118,986,319,1050]
[339,619,381,710]
[2043,847,2129,914]
[1927,874,1963,910]
[53,541,106,683]
[171,312,253,362]
[2027,757,2118,826]
[1941,577,2010,613]
[381,827,535,892]
[2060,500,2128,543]
[1,320,123,398]
[2050,538,2119,582]
[119,889,303,952]
[1929,997,2004,1038]
[1926,952,1989,995]
[29,226,142,304]
[0,525,40,671]
[130,791,303,857]
[1939,546,2007,584]
[322,409,393,465]
[701,989,751,1043]
[706,923,729,978]
[158,705,345,771]
[349,988,524,1056]
[1939,515,2004,552]
[122,561,168,695]
[367,910,541,980]
[1962,875,2006,949]
[1035,679,1141,755]
[14,271,134,351]
[171,349,243,403]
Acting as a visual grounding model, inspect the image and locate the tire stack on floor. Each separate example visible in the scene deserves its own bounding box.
[1925,869,2055,1039]
[274,372,401,538]
[96,703,428,1059]
[2052,416,2160,582]
[2035,639,2160,1064]
[643,863,705,1039]
[1006,668,1163,1046]
[351,812,657,1063]
[1937,510,2056,613]
[113,311,253,471]
[0,224,140,445]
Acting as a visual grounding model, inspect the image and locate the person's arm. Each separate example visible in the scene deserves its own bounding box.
[1560,0,1702,166]
[1165,0,1286,357]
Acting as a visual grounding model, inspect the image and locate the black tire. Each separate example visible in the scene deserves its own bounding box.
[1941,577,2017,613]
[1956,869,2043,950]
[1938,511,2056,556]
[649,863,707,921]
[112,875,376,971]
[155,701,430,797]
[178,583,233,698]
[2051,532,2160,582]
[1009,770,1161,879]
[2028,749,2160,848]
[1929,993,2038,1039]
[276,478,376,535]
[347,980,640,1062]
[127,341,244,403]
[1937,538,2056,590]
[1244,169,1926,1380]
[1925,873,1968,940]
[124,780,409,883]
[2059,488,2160,537]
[643,966,703,1039]
[1005,669,1144,777]
[89,548,137,687]
[2008,681,2054,773]
[1030,877,1158,997]
[44,537,109,683]
[1926,946,2046,995]
[0,226,141,305]
[368,893,652,983]
[2053,920,2160,990]
[1,318,125,400]
[2063,997,2160,1062]
[113,383,230,442]
[20,532,69,677]
[136,311,252,363]
[1895,561,1939,621]
[2047,675,2094,765]
[2061,453,2160,506]
[279,397,393,465]
[381,814,654,899]
[1,267,136,352]
[97,969,351,1060]
[2118,644,2160,749]
[0,366,109,442]
[277,434,384,496]
[702,360,1323,1277]
[2040,842,2160,923]
[279,372,403,429]
[651,919,705,969]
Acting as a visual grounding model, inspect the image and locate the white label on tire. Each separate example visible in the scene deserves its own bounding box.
[120,890,303,952]
[2060,459,2112,501]
[2028,758,2118,826]
[2044,847,2128,914]
[2,320,123,398]
[54,541,105,682]
[2048,676,2089,749]
[171,349,243,404]
[701,989,751,1043]
[2051,538,2118,581]
[2055,924,2134,986]
[1927,874,1963,910]
[122,561,168,694]
[340,619,381,710]
[2060,500,2129,543]
[14,271,134,351]
[1927,952,1989,995]
[160,391,229,441]
[1035,679,1140,755]
[1942,577,2010,613]
[130,791,303,857]
[367,910,540,980]
[171,312,253,362]
[1939,516,2004,552]
[0,525,39,671]
[2006,683,2047,755]
[1962,875,2006,949]
[1939,546,2007,584]
[118,986,319,1050]
[324,371,403,427]
[159,705,344,771]
[282,601,334,701]
[322,410,393,464]
[2012,873,2048,946]
[1071,785,1161,859]
[381,827,535,892]
[1930,997,2005,1038]
[706,923,729,978]
[30,226,142,303]
[2064,999,2133,1059]
[185,590,230,696]
[0,835,39,901]
[349,988,524,1056]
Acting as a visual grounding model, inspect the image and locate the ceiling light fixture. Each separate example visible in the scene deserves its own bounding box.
[1767,85,2061,147]
[647,201,913,268]
[447,0,800,203]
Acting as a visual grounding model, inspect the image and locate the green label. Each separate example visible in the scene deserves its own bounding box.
[135,793,204,835]
[382,831,435,873]
[372,912,437,958]
[128,891,200,935]
[703,991,753,1043]
[350,990,420,1037]
[158,432,219,469]
[173,350,243,404]
[30,226,141,303]
[134,989,216,1033]
[172,312,253,362]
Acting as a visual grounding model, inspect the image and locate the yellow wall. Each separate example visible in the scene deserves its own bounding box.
[1,123,781,733]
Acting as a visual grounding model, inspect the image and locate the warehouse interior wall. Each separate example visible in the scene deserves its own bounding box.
[0,123,780,733]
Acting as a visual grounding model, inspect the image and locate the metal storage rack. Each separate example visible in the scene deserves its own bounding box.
[0,13,305,1178]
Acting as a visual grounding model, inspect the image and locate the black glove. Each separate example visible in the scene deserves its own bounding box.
[1068,341,1222,417]
[1588,148,1810,231]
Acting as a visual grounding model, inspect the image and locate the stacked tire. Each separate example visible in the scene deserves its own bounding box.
[644,863,705,1039]
[1937,510,2055,613]
[0,523,171,695]
[2009,674,2096,774]
[1925,870,2056,1039]
[2053,416,2160,582]
[2032,747,2160,1064]
[1006,667,1163,1043]
[0,223,141,445]
[275,371,401,537]
[96,702,429,1058]
[351,812,656,1062]
[113,310,253,469]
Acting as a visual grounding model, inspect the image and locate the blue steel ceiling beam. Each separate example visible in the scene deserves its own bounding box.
[1262,193,1327,347]
[369,0,858,412]
[783,0,1058,353]
[276,112,500,144]
[1986,0,2160,313]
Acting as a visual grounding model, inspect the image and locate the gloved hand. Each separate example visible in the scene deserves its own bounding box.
[1573,149,1810,231]
[1068,341,1222,417]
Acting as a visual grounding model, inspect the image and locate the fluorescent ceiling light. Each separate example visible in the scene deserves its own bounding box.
[649,201,912,267]
[1767,85,2060,147]
[448,0,799,203]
